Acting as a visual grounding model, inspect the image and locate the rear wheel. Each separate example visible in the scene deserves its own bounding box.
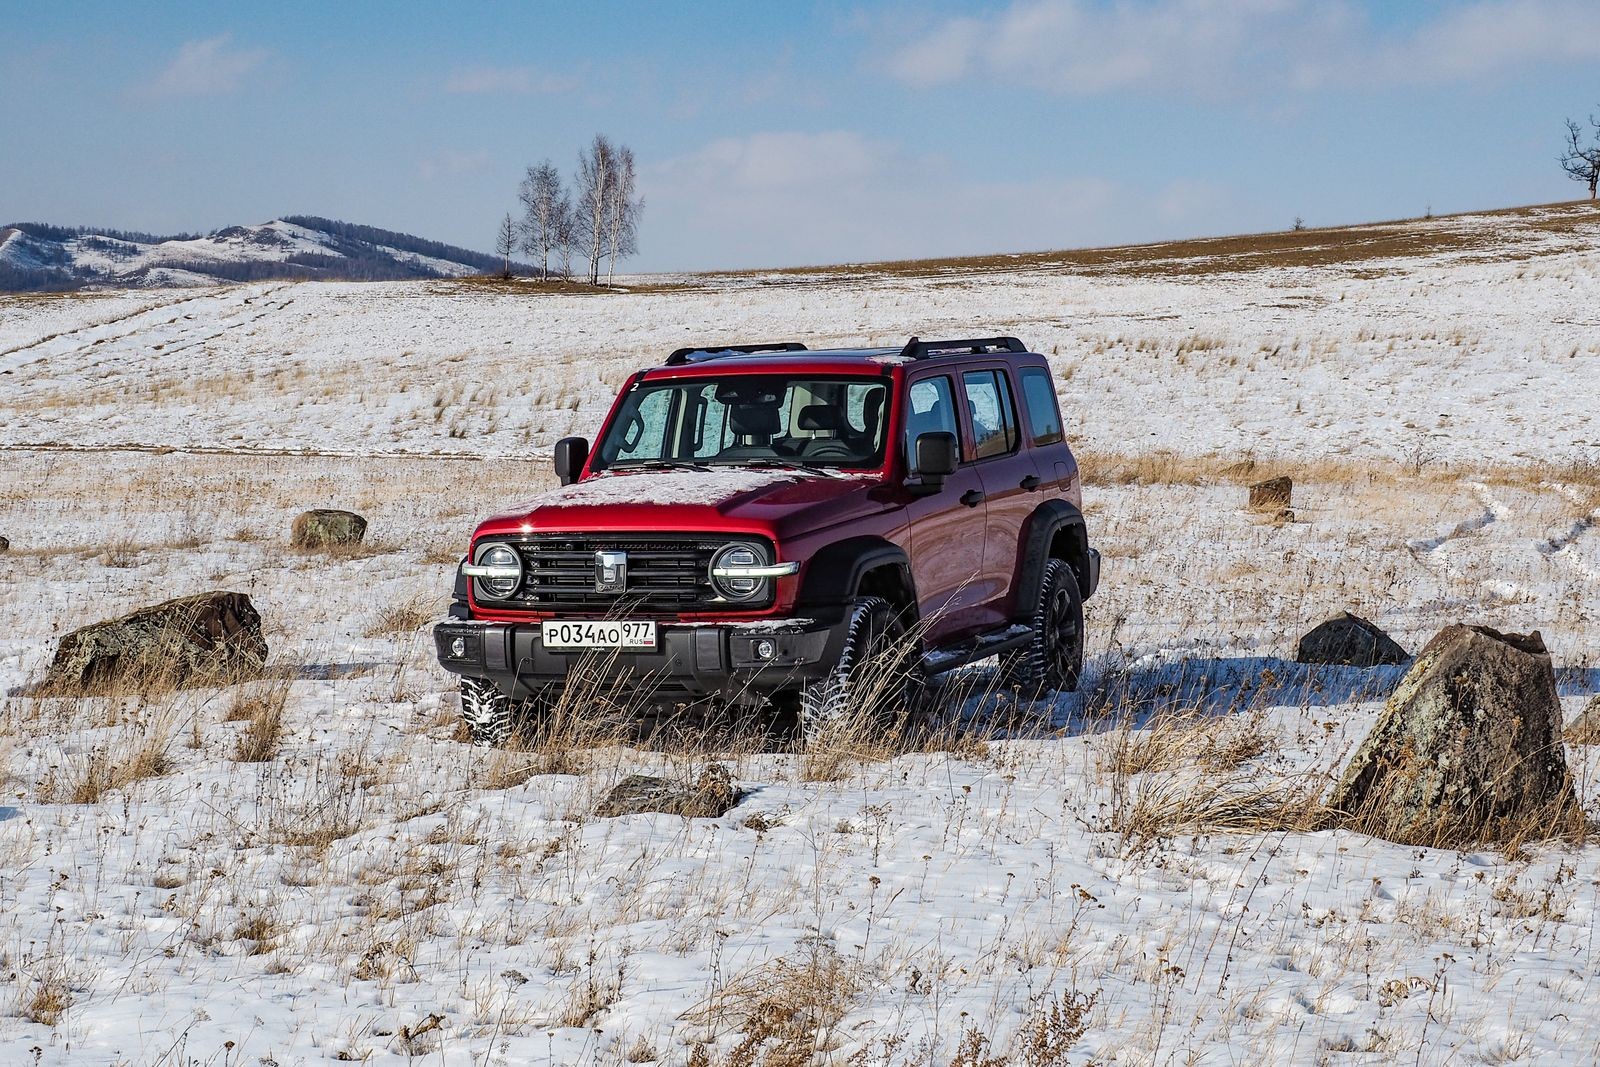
[1003,558,1084,699]
[798,596,925,743]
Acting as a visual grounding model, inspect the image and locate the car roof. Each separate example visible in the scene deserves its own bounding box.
[641,350,902,380]
[641,336,1043,380]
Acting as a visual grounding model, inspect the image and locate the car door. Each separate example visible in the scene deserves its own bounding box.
[900,372,991,644]
[960,366,1041,625]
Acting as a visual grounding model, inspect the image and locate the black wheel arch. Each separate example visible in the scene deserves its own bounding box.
[794,535,918,617]
[1016,499,1099,616]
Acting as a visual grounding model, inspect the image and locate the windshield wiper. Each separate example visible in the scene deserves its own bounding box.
[608,460,711,471]
[721,458,846,479]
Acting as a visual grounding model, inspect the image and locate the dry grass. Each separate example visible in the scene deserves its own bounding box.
[1101,710,1273,777]
[952,988,1099,1067]
[687,946,862,1067]
[724,200,1600,281]
[230,678,289,762]
[1331,774,1588,854]
[16,955,75,1027]
[37,707,178,804]
[365,591,441,637]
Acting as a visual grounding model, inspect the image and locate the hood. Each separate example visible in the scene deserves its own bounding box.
[474,467,894,541]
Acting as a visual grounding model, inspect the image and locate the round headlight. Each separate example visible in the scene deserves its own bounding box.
[710,542,768,601]
[474,542,523,599]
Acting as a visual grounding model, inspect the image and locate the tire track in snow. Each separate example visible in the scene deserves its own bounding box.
[1540,483,1600,581]
[1406,482,1526,598]
[1408,481,1504,554]
[0,284,292,375]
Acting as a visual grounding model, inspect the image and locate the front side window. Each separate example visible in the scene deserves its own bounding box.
[594,375,890,470]
[903,376,957,472]
[1019,368,1064,446]
[961,369,1019,459]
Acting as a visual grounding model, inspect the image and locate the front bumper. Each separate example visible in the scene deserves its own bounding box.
[433,611,849,705]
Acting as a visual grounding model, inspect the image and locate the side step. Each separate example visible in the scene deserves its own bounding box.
[920,623,1034,676]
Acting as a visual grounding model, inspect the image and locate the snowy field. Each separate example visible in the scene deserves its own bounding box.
[1,204,1599,1064]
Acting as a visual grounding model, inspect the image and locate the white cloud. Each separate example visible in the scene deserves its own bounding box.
[885,0,1600,96]
[642,130,1208,270]
[443,66,577,95]
[140,34,269,99]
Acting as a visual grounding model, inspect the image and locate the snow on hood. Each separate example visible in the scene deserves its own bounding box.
[539,467,805,508]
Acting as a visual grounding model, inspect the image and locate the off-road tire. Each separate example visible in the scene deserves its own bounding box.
[799,596,925,743]
[459,677,555,747]
[459,677,516,747]
[1003,558,1084,699]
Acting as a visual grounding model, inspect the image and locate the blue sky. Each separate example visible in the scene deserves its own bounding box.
[4,1,1599,271]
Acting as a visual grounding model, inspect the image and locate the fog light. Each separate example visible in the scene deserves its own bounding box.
[450,637,467,658]
[755,639,777,660]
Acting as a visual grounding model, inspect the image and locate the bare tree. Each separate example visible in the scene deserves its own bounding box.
[576,134,618,286]
[494,212,516,279]
[518,161,568,282]
[1561,113,1600,199]
[603,145,643,285]
[556,205,577,281]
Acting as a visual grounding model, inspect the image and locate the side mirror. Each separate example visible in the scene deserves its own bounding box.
[910,431,957,494]
[554,436,590,485]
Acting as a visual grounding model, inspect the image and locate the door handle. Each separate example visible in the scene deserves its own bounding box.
[960,489,985,508]
[1020,475,1042,491]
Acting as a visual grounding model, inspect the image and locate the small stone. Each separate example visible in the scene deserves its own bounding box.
[291,509,367,548]
[43,591,268,694]
[595,763,742,819]
[1329,624,1581,845]
[1296,612,1408,667]
[1248,476,1293,513]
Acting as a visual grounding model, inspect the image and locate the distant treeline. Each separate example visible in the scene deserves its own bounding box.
[5,222,203,244]
[280,216,507,274]
[0,216,507,292]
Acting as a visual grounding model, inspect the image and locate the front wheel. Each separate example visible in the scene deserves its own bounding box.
[798,596,925,744]
[458,678,552,747]
[1003,558,1084,699]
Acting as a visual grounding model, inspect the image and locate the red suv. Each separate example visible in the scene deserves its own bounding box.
[434,336,1099,744]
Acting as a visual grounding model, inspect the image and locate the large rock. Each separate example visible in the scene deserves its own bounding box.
[1296,612,1408,667]
[44,591,267,694]
[291,509,367,549]
[595,764,742,819]
[1329,625,1580,845]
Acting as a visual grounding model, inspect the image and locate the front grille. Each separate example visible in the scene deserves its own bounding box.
[487,534,769,614]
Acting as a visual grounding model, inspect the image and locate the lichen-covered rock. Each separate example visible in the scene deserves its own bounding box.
[291,509,367,548]
[1329,624,1579,845]
[44,591,267,694]
[595,764,742,819]
[1248,476,1292,513]
[1296,612,1408,667]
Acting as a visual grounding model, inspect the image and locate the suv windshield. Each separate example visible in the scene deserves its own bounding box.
[595,375,890,471]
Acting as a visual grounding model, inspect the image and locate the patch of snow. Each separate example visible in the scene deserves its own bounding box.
[541,468,804,507]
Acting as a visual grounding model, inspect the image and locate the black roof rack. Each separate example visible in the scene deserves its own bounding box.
[897,336,1028,360]
[665,342,809,365]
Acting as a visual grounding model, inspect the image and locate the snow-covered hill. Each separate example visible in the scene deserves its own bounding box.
[0,217,504,291]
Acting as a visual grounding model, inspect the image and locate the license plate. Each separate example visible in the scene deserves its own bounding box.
[541,620,657,650]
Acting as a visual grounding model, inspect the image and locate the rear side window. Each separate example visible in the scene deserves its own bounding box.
[961,370,1019,460]
[1019,368,1064,446]
[903,376,957,471]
